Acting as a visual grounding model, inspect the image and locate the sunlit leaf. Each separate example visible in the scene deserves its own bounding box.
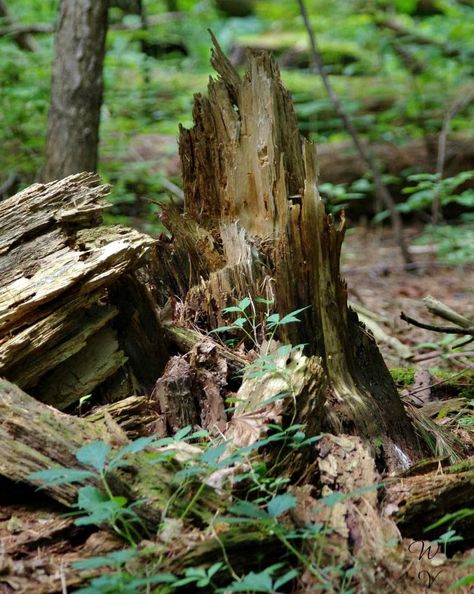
[229,500,268,519]
[238,296,252,311]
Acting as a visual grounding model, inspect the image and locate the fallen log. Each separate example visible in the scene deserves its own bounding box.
[0,173,168,410]
[0,379,218,529]
[317,135,474,188]
[385,458,474,542]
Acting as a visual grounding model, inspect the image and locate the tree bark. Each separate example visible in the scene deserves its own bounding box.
[42,0,108,182]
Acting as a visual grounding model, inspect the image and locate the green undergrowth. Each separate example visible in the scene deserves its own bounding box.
[28,296,473,592]
[27,299,362,593]
[390,367,473,397]
[28,426,362,593]
[390,367,416,387]
[2,0,474,234]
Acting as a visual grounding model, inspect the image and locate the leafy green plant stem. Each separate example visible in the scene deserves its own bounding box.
[180,481,206,521]
[274,529,325,582]
[99,471,141,545]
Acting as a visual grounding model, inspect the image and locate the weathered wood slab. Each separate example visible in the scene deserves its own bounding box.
[0,173,168,409]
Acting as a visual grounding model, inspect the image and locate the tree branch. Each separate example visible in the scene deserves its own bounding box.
[297,0,413,267]
[0,0,39,51]
[400,312,474,335]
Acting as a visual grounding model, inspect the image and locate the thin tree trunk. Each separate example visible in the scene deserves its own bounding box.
[42,0,109,182]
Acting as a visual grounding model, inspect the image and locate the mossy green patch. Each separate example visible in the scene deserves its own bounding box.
[389,367,415,387]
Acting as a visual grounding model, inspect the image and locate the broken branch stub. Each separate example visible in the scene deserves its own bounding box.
[162,41,423,469]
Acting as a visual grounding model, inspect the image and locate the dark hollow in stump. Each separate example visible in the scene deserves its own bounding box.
[155,37,423,471]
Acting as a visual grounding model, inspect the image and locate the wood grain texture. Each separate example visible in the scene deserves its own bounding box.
[0,173,167,409]
[160,42,423,470]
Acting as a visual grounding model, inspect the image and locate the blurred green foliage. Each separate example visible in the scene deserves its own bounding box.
[0,0,473,249]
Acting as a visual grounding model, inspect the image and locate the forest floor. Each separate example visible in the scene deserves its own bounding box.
[0,223,472,594]
[342,224,473,372]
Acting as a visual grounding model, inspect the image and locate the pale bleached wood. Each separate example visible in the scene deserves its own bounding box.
[0,173,167,409]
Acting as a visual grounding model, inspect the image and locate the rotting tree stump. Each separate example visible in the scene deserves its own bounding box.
[0,42,472,594]
[0,173,168,410]
[154,37,423,471]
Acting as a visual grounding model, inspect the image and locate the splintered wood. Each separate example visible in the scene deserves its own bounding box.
[0,173,167,409]
[158,38,422,470]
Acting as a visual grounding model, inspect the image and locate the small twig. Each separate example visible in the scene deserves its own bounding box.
[0,171,18,198]
[390,39,425,75]
[161,178,184,202]
[344,260,442,274]
[0,12,183,39]
[0,22,54,37]
[400,312,474,335]
[423,296,473,328]
[297,0,412,267]
[376,16,467,60]
[412,350,442,363]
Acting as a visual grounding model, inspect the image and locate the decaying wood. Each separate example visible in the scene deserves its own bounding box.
[287,435,471,594]
[0,40,471,594]
[156,38,422,470]
[227,351,326,467]
[385,458,474,541]
[0,173,168,409]
[0,379,218,529]
[165,325,248,375]
[401,295,474,335]
[152,347,228,435]
[85,395,159,439]
[0,516,122,594]
[0,379,117,506]
[423,296,473,329]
